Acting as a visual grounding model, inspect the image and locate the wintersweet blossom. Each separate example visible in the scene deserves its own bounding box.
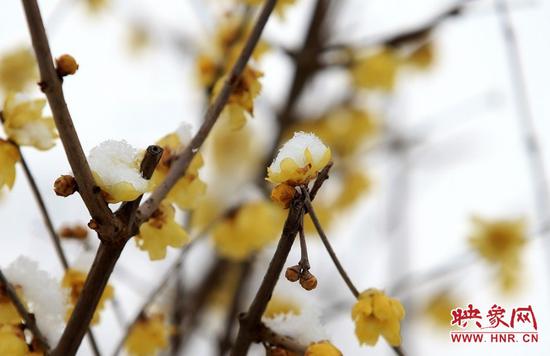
[0,285,25,325]
[305,341,342,356]
[334,170,371,209]
[352,288,405,347]
[468,216,526,291]
[4,256,66,344]
[88,140,149,203]
[264,297,301,319]
[0,48,37,93]
[125,313,169,356]
[63,268,114,325]
[424,291,459,328]
[267,132,331,186]
[213,65,263,130]
[0,140,19,190]
[135,202,189,261]
[212,201,284,261]
[0,325,28,356]
[263,305,327,346]
[2,93,58,150]
[150,123,206,210]
[350,49,399,91]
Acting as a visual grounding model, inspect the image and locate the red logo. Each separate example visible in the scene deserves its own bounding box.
[449,304,538,343]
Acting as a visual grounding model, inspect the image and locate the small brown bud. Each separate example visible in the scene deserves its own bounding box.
[88,219,99,231]
[56,54,79,76]
[59,224,88,240]
[285,265,300,282]
[300,271,318,291]
[54,175,77,197]
[270,183,296,209]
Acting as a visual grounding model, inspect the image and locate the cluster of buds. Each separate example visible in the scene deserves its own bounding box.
[285,264,317,291]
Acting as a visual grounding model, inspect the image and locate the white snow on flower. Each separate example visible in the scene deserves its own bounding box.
[15,121,55,150]
[176,122,193,146]
[269,132,328,173]
[262,304,327,344]
[88,140,148,192]
[4,256,66,344]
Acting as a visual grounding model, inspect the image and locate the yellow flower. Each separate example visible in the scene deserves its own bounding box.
[2,93,58,150]
[212,65,263,130]
[85,0,108,13]
[352,288,405,347]
[0,140,20,190]
[305,341,342,356]
[243,0,297,17]
[267,132,331,186]
[468,216,526,292]
[351,49,399,91]
[0,325,29,356]
[135,203,189,261]
[271,183,296,209]
[264,297,301,319]
[150,124,206,210]
[62,269,114,325]
[0,48,38,93]
[125,313,168,356]
[88,140,149,203]
[303,202,333,234]
[333,170,371,209]
[212,201,284,261]
[424,291,458,328]
[0,285,25,325]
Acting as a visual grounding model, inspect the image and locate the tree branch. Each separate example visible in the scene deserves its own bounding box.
[136,0,278,224]
[258,323,306,354]
[0,269,50,352]
[21,0,120,237]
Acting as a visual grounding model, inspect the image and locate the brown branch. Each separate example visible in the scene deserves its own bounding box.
[21,0,120,237]
[136,0,278,224]
[230,197,304,356]
[218,258,254,356]
[302,187,359,298]
[258,323,306,354]
[0,269,50,352]
[52,147,162,356]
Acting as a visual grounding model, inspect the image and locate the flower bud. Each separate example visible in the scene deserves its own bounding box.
[285,265,300,282]
[54,175,77,197]
[270,183,296,209]
[56,54,79,77]
[300,271,318,291]
[59,224,88,240]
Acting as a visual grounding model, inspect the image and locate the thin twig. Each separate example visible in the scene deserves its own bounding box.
[298,218,310,271]
[301,187,360,298]
[258,323,307,354]
[21,0,120,237]
[0,269,50,352]
[136,0,278,224]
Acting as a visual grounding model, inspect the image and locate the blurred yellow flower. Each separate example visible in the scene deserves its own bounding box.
[2,93,58,150]
[150,123,207,210]
[267,132,331,186]
[213,65,263,130]
[62,269,114,325]
[0,325,28,356]
[0,48,37,93]
[264,297,301,319]
[351,49,399,91]
[352,288,405,347]
[303,202,333,234]
[125,314,168,356]
[469,216,527,292]
[135,203,189,261]
[0,285,25,325]
[0,140,19,191]
[212,201,284,260]
[86,0,108,13]
[334,170,371,209]
[305,341,342,356]
[424,291,458,328]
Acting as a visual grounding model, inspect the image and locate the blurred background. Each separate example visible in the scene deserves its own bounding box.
[1,0,549,355]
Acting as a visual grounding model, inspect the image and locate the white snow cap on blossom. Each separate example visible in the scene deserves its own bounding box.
[176,122,193,146]
[4,256,66,344]
[88,140,148,192]
[262,304,328,344]
[269,132,328,173]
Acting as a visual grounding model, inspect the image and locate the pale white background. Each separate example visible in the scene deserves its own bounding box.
[1,0,549,355]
